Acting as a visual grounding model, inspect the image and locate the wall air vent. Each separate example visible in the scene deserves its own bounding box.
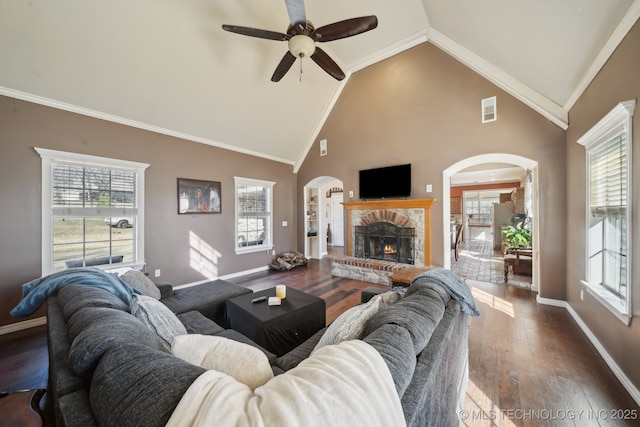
[482,96,497,123]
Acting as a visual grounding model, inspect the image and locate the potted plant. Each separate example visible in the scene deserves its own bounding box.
[502,226,531,252]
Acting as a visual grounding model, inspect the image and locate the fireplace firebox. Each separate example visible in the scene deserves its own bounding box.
[354,221,414,264]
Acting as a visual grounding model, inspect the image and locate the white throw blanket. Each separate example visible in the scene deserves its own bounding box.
[167,340,407,427]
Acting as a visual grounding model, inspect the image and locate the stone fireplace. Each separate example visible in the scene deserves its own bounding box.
[342,199,434,267]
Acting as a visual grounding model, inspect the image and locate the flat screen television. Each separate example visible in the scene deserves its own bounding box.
[359,164,411,199]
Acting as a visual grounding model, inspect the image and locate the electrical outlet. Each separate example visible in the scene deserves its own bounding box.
[154,269,161,277]
[272,249,276,255]
[349,190,354,198]
[426,184,432,192]
[282,220,288,227]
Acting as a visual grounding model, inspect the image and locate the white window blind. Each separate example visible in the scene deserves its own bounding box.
[589,128,627,218]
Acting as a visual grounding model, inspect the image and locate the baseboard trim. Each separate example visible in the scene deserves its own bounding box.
[0,317,47,336]
[535,295,567,308]
[537,296,640,406]
[220,266,269,281]
[565,303,640,407]
[174,265,270,290]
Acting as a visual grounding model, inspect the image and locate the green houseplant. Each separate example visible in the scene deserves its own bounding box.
[502,226,531,252]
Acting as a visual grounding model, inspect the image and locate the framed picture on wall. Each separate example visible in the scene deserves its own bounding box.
[177,178,221,214]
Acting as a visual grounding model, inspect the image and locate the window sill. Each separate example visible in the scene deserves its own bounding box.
[581,280,632,326]
[235,244,273,255]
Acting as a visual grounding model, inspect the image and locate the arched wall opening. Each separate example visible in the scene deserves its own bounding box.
[442,154,540,292]
[303,176,344,259]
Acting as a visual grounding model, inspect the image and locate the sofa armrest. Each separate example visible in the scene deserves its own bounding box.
[155,282,174,299]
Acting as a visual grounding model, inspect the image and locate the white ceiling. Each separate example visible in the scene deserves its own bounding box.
[452,164,525,186]
[1,1,638,171]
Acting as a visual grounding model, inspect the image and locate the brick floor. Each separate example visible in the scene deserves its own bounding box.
[451,238,532,287]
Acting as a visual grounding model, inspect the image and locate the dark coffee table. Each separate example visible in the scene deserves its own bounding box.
[225,287,326,356]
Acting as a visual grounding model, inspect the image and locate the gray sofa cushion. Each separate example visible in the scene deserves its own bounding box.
[58,284,129,322]
[119,269,162,300]
[90,343,206,427]
[363,323,417,398]
[402,302,467,427]
[364,286,446,355]
[161,279,252,326]
[177,310,225,335]
[68,306,165,379]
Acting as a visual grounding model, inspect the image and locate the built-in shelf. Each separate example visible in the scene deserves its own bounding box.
[305,187,320,259]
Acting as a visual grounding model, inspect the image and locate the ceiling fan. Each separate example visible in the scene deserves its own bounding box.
[222,0,378,82]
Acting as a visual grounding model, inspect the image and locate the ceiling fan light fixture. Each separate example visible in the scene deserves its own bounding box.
[288,34,316,58]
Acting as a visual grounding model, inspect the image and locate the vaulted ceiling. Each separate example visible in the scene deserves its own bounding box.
[1,1,638,171]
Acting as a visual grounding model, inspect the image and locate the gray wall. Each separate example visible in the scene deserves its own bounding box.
[566,19,640,390]
[297,41,567,300]
[0,96,297,327]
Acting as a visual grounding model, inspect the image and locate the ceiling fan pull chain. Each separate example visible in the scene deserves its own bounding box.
[299,58,303,82]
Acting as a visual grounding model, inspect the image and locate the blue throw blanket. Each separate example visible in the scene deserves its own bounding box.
[10,268,140,318]
[411,269,480,316]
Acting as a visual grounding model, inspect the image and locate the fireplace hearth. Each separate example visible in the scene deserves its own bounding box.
[355,221,415,264]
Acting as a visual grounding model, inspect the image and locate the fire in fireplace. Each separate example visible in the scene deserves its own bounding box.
[354,221,415,264]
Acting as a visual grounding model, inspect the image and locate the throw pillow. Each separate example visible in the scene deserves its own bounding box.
[165,340,406,427]
[131,294,187,351]
[171,334,273,391]
[120,269,161,300]
[312,291,403,354]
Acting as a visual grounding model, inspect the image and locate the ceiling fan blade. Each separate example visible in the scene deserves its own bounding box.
[284,0,306,26]
[314,16,378,42]
[222,25,289,41]
[310,47,345,81]
[271,51,297,82]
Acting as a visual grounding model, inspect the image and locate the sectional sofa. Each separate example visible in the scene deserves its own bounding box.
[44,270,471,426]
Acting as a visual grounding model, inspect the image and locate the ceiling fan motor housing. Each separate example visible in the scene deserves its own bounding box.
[288,34,316,58]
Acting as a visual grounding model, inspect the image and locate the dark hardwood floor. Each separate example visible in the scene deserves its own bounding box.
[1,254,638,426]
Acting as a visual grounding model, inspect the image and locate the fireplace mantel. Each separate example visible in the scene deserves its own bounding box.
[342,199,435,266]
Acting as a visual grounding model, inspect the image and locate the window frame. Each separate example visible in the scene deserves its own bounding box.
[36,148,149,275]
[234,176,275,255]
[577,100,635,325]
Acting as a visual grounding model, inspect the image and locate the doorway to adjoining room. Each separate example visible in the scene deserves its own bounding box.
[304,176,344,260]
[445,157,535,289]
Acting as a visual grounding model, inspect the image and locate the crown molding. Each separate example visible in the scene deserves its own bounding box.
[564,0,640,111]
[0,86,295,166]
[427,28,568,130]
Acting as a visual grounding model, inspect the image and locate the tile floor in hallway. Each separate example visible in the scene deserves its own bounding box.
[451,238,532,287]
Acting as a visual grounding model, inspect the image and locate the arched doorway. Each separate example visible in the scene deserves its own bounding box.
[442,154,540,292]
[304,176,344,259]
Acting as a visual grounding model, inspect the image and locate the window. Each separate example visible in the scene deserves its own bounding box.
[36,148,149,274]
[464,192,499,224]
[234,177,275,254]
[577,100,635,325]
